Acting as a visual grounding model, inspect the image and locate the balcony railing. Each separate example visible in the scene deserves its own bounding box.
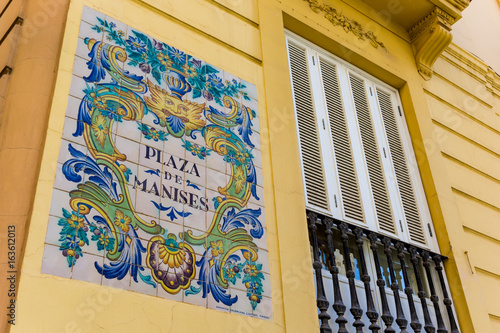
[307,210,459,333]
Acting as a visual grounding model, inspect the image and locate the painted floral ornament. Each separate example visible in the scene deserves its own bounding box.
[43,8,270,320]
[147,234,196,294]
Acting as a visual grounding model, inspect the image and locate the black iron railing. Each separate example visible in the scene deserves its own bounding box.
[307,210,459,333]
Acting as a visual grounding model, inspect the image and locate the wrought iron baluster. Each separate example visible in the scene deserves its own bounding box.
[383,237,409,333]
[422,251,447,333]
[396,242,422,333]
[432,255,460,333]
[308,212,332,333]
[409,247,435,333]
[354,228,381,333]
[368,233,395,333]
[324,218,349,332]
[339,222,365,333]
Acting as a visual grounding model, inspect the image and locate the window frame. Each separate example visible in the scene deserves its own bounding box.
[286,31,439,252]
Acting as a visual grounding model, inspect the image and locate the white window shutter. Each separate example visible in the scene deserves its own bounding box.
[376,89,426,244]
[286,33,436,249]
[287,42,330,212]
[319,59,364,223]
[348,74,395,235]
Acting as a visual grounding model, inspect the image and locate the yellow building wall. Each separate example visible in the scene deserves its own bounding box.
[426,43,500,332]
[5,0,499,332]
[11,0,289,332]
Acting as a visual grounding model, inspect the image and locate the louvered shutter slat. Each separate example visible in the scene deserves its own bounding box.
[377,90,426,244]
[286,34,435,248]
[319,59,364,223]
[288,43,329,211]
[349,75,395,234]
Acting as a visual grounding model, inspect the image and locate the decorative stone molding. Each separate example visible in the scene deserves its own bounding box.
[486,67,500,95]
[447,0,470,11]
[303,0,386,50]
[409,8,454,80]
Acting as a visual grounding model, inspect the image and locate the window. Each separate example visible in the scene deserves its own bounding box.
[286,32,460,333]
[286,32,437,250]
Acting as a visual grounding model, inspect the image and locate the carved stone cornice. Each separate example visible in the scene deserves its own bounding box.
[303,0,386,50]
[409,8,454,80]
[446,0,470,12]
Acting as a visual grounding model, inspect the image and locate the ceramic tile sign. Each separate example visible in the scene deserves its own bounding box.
[42,6,271,319]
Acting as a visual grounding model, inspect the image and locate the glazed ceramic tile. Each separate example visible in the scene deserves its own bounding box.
[183,158,206,188]
[140,107,162,130]
[182,57,205,95]
[244,98,260,134]
[126,183,137,206]
[157,284,183,302]
[158,196,185,225]
[206,168,227,192]
[249,147,262,169]
[162,157,186,187]
[139,143,161,169]
[183,180,206,204]
[57,140,86,165]
[240,79,257,101]
[223,71,241,93]
[48,189,72,218]
[206,146,226,174]
[135,189,160,219]
[247,202,265,218]
[136,164,162,187]
[62,118,88,147]
[129,235,149,267]
[157,220,184,244]
[78,20,103,42]
[81,6,104,25]
[115,119,142,143]
[183,88,206,111]
[103,16,128,50]
[183,203,206,232]
[66,95,83,120]
[45,215,65,247]
[255,166,264,188]
[68,75,91,100]
[130,270,157,297]
[248,184,264,207]
[75,38,93,65]
[112,159,137,186]
[248,132,261,157]
[184,139,208,167]
[71,252,104,284]
[81,228,109,257]
[73,56,93,79]
[163,135,186,162]
[230,288,253,316]
[41,244,73,279]
[54,164,83,193]
[225,252,271,313]
[208,284,231,313]
[205,195,221,214]
[41,6,270,320]
[204,65,224,107]
[183,280,208,308]
[139,124,164,151]
[260,273,272,298]
[251,225,268,251]
[101,258,132,290]
[187,232,209,257]
[252,296,272,320]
